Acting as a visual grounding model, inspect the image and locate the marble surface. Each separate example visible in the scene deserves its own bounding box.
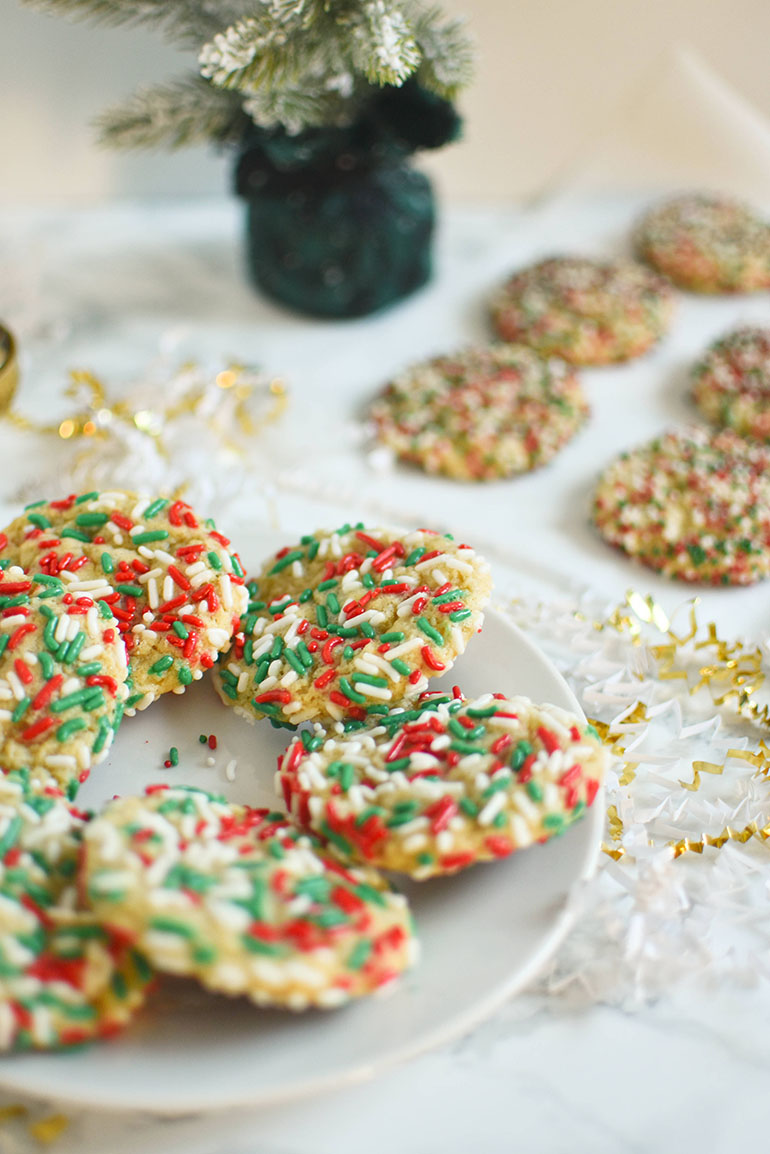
[0,196,769,1152]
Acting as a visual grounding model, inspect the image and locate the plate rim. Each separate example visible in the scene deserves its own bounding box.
[0,609,604,1114]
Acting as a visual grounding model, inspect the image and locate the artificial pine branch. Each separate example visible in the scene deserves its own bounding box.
[412,3,475,97]
[22,0,248,48]
[96,76,249,149]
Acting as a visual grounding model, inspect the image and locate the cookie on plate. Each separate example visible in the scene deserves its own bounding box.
[0,565,129,794]
[692,327,770,440]
[634,194,770,293]
[81,785,418,1010]
[0,491,248,713]
[277,690,607,879]
[216,525,492,727]
[369,343,589,481]
[490,256,674,365]
[0,768,151,1051]
[593,425,770,584]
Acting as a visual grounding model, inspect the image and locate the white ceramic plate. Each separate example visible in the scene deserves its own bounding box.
[0,606,603,1114]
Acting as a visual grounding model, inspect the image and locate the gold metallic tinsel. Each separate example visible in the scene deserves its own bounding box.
[587,591,770,862]
[3,362,288,464]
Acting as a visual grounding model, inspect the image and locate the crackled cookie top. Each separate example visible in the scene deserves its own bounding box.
[1,491,247,712]
[82,785,417,1010]
[0,768,151,1051]
[593,426,770,584]
[216,525,492,728]
[490,256,674,364]
[278,690,607,878]
[635,194,770,293]
[0,565,128,794]
[692,327,770,440]
[370,343,589,481]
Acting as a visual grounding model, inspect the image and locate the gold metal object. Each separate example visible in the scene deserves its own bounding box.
[0,323,18,412]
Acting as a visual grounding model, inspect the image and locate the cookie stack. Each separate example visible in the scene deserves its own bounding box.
[0,508,608,1048]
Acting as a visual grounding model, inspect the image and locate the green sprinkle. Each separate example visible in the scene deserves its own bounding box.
[93,716,111,755]
[169,746,179,766]
[352,882,386,908]
[61,631,86,665]
[0,815,21,857]
[466,704,499,719]
[56,718,88,742]
[74,491,99,504]
[270,549,304,574]
[24,499,47,509]
[449,609,472,622]
[116,583,144,598]
[380,631,405,643]
[75,512,109,527]
[405,547,426,565]
[26,511,51,529]
[295,875,331,902]
[317,578,338,592]
[361,572,375,589]
[199,734,208,743]
[326,592,340,614]
[390,658,411,676]
[284,648,307,676]
[38,651,55,679]
[125,692,146,709]
[76,661,102,677]
[459,797,479,817]
[132,530,169,545]
[526,780,544,802]
[416,616,444,646]
[207,551,222,571]
[11,698,31,723]
[355,805,385,826]
[543,813,565,832]
[481,774,511,799]
[50,687,92,713]
[172,621,189,639]
[320,821,353,856]
[148,655,174,676]
[142,497,169,518]
[307,540,319,561]
[149,917,197,939]
[346,940,372,970]
[352,672,388,688]
[0,636,8,660]
[60,528,92,543]
[512,740,533,771]
[295,640,314,669]
[450,739,487,756]
[384,756,411,773]
[97,600,113,619]
[241,936,286,957]
[316,604,328,628]
[339,676,367,703]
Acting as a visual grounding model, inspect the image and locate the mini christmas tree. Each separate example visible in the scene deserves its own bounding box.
[25,0,474,316]
[24,0,473,147]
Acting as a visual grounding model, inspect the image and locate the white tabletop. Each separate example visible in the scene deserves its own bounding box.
[0,195,769,1152]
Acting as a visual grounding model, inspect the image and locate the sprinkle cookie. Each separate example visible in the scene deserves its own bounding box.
[634,194,770,293]
[692,327,770,440]
[490,256,674,365]
[593,426,770,584]
[369,343,589,481]
[277,691,607,879]
[1,491,248,712]
[216,525,492,728]
[0,768,151,1051]
[0,565,128,794]
[82,785,417,1010]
